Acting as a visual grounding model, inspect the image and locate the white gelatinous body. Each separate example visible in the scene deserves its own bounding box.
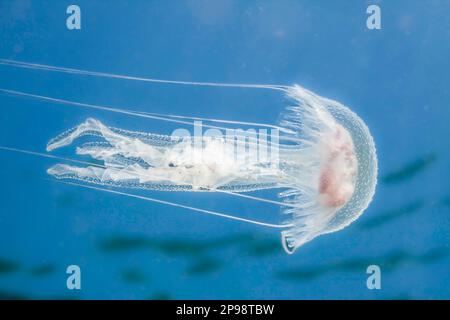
[0,57,377,254]
[46,118,282,192]
[45,85,377,254]
[276,86,377,253]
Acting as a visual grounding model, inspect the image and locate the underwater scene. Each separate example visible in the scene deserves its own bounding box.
[0,0,449,300]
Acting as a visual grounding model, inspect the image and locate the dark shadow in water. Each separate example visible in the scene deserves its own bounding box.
[276,247,449,282]
[440,195,450,207]
[158,234,259,257]
[98,233,256,257]
[55,193,78,208]
[246,238,282,257]
[121,268,148,284]
[99,236,153,252]
[100,233,282,280]
[0,258,78,299]
[153,238,214,256]
[48,295,81,300]
[29,264,55,277]
[359,200,425,229]
[382,153,436,185]
[0,289,80,300]
[185,257,224,276]
[383,293,414,300]
[0,258,20,275]
[149,292,172,300]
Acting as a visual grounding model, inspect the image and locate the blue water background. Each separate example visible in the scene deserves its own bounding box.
[0,0,449,299]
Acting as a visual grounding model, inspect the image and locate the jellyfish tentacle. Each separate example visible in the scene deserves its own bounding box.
[78,143,151,169]
[46,125,101,152]
[54,179,292,229]
[107,154,151,169]
[216,190,300,207]
[80,141,113,149]
[0,88,312,148]
[0,59,288,91]
[47,118,172,168]
[133,111,295,134]
[0,145,299,210]
[109,127,181,147]
[47,163,192,191]
[0,146,105,168]
[47,117,135,151]
[0,89,202,128]
[45,117,291,192]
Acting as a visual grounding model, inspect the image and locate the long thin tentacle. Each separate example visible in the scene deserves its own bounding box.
[133,111,296,134]
[0,88,311,147]
[0,59,289,91]
[0,145,300,208]
[52,180,291,229]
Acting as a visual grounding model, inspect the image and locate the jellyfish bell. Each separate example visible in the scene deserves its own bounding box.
[0,59,378,254]
[278,85,377,253]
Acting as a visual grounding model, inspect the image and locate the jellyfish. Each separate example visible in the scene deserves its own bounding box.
[0,59,378,254]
